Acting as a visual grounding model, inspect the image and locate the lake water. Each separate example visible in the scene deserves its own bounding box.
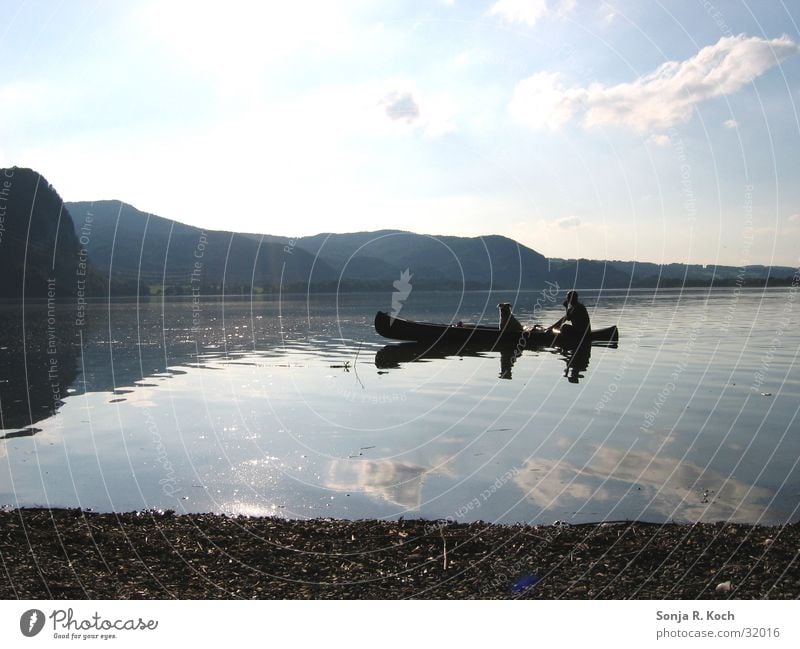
[1,288,798,525]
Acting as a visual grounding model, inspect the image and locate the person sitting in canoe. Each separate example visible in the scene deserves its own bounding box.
[547,291,591,338]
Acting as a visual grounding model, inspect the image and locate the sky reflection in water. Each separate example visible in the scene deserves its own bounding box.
[1,289,798,525]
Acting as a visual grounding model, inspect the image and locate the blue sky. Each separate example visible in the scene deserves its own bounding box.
[1,0,798,266]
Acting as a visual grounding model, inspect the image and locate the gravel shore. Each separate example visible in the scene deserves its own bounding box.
[1,509,797,599]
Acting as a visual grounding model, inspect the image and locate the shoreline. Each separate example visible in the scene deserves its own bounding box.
[1,509,797,599]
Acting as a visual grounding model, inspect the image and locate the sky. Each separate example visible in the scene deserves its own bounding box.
[1,0,799,266]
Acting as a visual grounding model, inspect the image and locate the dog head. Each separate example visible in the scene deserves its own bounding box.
[498,302,513,317]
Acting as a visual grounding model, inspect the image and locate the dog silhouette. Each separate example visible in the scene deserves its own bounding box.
[498,303,523,332]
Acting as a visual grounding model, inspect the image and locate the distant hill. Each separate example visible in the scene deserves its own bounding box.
[65,200,796,294]
[66,201,337,295]
[0,167,790,300]
[601,259,797,287]
[62,205,556,293]
[295,230,551,289]
[0,167,85,299]
[546,258,633,290]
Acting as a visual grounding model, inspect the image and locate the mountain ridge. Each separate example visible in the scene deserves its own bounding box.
[0,167,793,301]
[69,199,797,281]
[65,198,797,293]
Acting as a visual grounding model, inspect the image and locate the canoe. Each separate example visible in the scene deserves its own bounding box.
[374,310,618,349]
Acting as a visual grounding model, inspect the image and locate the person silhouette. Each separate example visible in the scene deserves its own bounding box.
[547,291,591,341]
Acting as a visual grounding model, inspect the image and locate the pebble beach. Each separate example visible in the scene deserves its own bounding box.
[1,509,797,599]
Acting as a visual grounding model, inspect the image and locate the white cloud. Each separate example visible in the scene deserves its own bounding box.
[558,0,577,13]
[487,0,575,27]
[380,91,421,123]
[378,85,456,136]
[513,446,776,523]
[488,0,577,27]
[722,118,738,128]
[646,133,671,146]
[511,34,799,133]
[488,0,549,26]
[135,0,353,96]
[788,213,800,223]
[509,71,583,129]
[556,215,581,229]
[328,459,428,509]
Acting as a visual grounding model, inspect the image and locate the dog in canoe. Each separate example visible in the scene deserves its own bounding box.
[498,303,523,332]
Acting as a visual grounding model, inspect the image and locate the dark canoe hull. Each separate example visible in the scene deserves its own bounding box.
[374,311,618,349]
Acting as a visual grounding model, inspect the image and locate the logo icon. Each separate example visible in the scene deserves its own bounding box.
[20,609,45,637]
[391,268,413,321]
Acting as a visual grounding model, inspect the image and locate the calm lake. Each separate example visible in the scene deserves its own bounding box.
[1,288,798,525]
